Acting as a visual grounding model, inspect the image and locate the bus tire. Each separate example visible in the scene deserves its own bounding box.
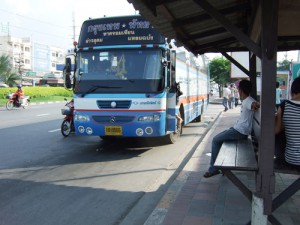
[194,114,201,122]
[163,131,180,144]
[162,112,183,144]
[194,103,204,122]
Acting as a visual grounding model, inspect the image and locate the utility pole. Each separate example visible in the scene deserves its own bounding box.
[15,52,24,84]
[72,11,76,43]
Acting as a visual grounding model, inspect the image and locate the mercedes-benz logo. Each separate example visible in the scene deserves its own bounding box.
[111,101,117,108]
[110,116,116,123]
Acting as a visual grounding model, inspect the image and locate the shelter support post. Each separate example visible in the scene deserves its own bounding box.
[252,195,268,224]
[249,54,257,100]
[254,0,278,219]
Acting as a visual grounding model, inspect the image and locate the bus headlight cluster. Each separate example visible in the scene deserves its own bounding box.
[78,126,93,135]
[74,114,90,122]
[136,127,153,136]
[138,114,161,122]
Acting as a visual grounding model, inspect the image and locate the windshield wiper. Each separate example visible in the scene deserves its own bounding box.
[81,85,121,97]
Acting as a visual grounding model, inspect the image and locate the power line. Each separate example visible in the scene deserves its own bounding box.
[0,7,78,48]
[0,8,68,29]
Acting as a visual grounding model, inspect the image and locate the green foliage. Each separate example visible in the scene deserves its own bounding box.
[0,54,19,86]
[0,87,73,100]
[209,57,231,86]
[277,59,290,71]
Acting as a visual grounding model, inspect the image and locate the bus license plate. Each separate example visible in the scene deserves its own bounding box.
[105,126,122,136]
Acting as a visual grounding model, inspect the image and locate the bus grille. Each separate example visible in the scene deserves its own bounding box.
[97,100,132,109]
[92,116,135,124]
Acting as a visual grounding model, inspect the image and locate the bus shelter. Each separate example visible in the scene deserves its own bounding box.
[128,0,300,224]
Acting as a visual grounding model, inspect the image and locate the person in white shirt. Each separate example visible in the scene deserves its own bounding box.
[222,84,231,111]
[234,87,240,107]
[229,83,236,109]
[204,79,260,178]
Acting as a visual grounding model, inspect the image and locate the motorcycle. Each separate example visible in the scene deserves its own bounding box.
[6,93,30,110]
[61,98,74,137]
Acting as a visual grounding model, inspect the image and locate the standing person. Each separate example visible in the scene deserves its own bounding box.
[222,84,231,112]
[204,79,260,178]
[234,85,240,107]
[275,77,300,169]
[229,84,236,108]
[275,81,282,110]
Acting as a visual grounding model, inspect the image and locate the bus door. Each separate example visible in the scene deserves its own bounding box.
[166,50,177,132]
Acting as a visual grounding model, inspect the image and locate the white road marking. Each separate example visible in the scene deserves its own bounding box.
[37,114,49,117]
[49,129,60,133]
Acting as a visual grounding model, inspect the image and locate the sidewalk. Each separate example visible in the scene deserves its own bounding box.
[144,103,300,225]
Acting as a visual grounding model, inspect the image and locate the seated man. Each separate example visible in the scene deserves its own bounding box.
[204,79,260,178]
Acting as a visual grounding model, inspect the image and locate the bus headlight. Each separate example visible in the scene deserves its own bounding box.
[145,127,153,135]
[74,114,90,122]
[78,126,85,133]
[138,114,161,122]
[86,127,93,135]
[136,128,144,136]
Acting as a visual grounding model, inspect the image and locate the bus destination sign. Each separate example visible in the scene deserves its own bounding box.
[78,15,166,47]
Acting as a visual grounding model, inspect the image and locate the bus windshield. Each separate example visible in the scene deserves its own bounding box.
[74,49,164,94]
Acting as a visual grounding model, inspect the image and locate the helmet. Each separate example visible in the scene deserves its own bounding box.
[17,84,22,88]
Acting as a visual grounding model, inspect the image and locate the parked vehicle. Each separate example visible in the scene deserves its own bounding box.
[6,93,30,110]
[63,15,209,144]
[61,98,74,137]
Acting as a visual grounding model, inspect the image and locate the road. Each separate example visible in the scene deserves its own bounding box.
[0,102,222,225]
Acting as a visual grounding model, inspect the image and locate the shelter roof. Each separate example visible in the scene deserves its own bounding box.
[128,0,300,56]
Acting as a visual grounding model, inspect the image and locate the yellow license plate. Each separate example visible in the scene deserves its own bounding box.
[105,126,123,136]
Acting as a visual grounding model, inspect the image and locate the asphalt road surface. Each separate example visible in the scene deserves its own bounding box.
[0,102,221,225]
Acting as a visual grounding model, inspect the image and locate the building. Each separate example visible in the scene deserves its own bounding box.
[0,36,33,72]
[0,35,67,86]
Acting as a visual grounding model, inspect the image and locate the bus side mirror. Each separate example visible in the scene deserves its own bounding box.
[64,58,72,89]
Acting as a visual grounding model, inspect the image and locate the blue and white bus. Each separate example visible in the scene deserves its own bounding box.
[63,15,209,144]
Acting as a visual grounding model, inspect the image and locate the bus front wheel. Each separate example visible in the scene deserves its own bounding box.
[163,115,183,144]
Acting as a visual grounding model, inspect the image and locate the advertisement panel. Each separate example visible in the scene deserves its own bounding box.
[33,43,50,72]
[276,71,290,99]
[292,62,300,80]
[230,52,249,78]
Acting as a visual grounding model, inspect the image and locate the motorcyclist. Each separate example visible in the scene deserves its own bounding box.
[14,84,24,105]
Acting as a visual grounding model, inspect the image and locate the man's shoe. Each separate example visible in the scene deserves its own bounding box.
[203,171,220,178]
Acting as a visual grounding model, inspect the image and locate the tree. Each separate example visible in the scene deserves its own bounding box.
[277,59,290,71]
[0,54,19,87]
[209,57,231,96]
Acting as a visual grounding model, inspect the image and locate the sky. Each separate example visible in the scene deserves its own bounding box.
[0,0,137,50]
[0,0,299,62]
